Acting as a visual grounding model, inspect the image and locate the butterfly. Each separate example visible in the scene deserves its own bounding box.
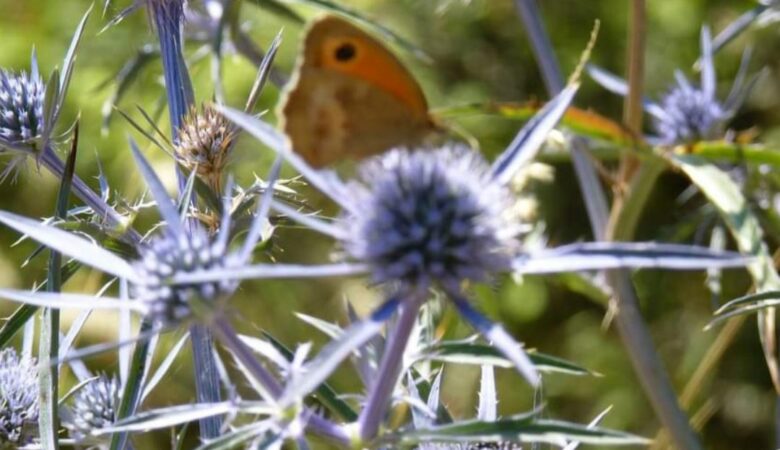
[278,15,440,168]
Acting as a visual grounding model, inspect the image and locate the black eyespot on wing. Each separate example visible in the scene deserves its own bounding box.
[334,42,357,62]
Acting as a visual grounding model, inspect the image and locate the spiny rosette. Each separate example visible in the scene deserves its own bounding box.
[0,348,38,447]
[174,105,234,183]
[62,374,119,441]
[340,145,521,287]
[132,226,239,324]
[653,80,726,145]
[0,69,44,146]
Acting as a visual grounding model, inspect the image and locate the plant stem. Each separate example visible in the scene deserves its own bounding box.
[210,316,350,445]
[617,0,647,182]
[149,2,225,440]
[110,318,155,450]
[651,315,746,449]
[359,293,425,441]
[190,324,224,437]
[607,271,702,450]
[211,316,282,400]
[38,308,60,450]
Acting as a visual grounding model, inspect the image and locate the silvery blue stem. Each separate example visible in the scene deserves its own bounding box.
[359,291,426,441]
[211,316,350,445]
[39,145,141,244]
[211,316,282,400]
[150,1,222,439]
[151,0,195,140]
[305,412,351,444]
[190,324,222,439]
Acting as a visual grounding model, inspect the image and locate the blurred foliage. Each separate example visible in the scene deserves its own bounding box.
[0,0,779,448]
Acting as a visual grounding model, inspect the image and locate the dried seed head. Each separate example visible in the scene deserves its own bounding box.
[0,70,44,146]
[63,374,119,442]
[174,105,234,185]
[340,145,521,288]
[132,226,238,324]
[0,349,38,447]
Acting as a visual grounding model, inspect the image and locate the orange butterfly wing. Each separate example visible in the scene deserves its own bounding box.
[279,15,436,167]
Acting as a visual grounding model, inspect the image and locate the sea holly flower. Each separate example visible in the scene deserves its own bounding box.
[0,66,45,151]
[341,146,520,287]
[0,9,89,162]
[0,348,39,448]
[0,8,133,238]
[217,82,750,441]
[588,26,758,145]
[62,374,119,443]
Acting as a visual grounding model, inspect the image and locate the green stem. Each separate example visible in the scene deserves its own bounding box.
[109,318,155,450]
[603,1,702,448]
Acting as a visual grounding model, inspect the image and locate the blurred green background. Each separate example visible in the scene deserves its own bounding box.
[0,0,779,448]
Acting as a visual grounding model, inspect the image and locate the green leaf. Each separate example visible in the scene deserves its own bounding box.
[709,290,780,326]
[244,31,283,113]
[264,332,359,422]
[109,319,156,450]
[438,102,637,148]
[102,402,272,433]
[717,290,780,314]
[688,141,780,168]
[548,273,610,307]
[415,340,593,376]
[41,69,60,145]
[53,6,92,135]
[670,154,780,291]
[0,260,81,347]
[101,46,159,132]
[669,154,780,389]
[194,422,272,450]
[38,123,78,450]
[384,416,650,447]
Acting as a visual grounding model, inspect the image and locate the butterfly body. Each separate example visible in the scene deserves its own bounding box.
[279,15,437,167]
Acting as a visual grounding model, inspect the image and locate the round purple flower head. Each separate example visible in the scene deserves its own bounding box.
[0,348,38,447]
[62,374,119,441]
[340,145,520,288]
[132,226,239,324]
[652,78,726,144]
[0,70,44,145]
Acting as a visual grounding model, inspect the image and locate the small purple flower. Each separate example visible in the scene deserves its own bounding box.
[0,69,44,146]
[341,146,519,288]
[62,374,119,441]
[651,75,726,144]
[589,26,757,145]
[0,348,38,446]
[132,225,240,324]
